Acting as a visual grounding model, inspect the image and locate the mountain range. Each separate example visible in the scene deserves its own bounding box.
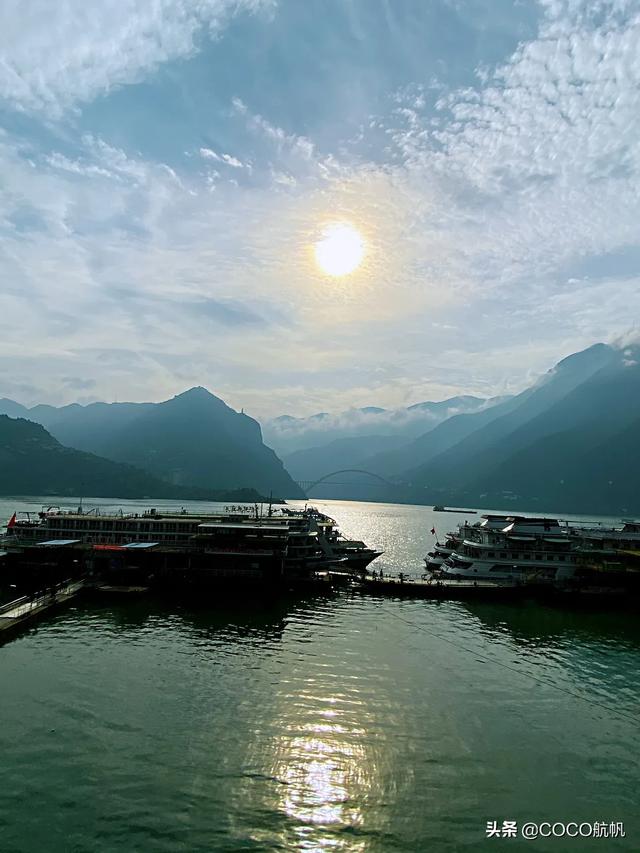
[269,341,640,515]
[382,343,639,514]
[1,341,638,515]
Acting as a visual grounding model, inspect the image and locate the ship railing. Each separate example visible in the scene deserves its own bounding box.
[0,579,76,615]
[201,547,286,555]
[0,594,31,615]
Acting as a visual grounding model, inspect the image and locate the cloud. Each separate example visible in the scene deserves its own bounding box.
[200,147,221,161]
[199,147,250,170]
[611,327,640,350]
[264,395,496,441]
[3,0,640,419]
[232,97,316,162]
[386,0,640,288]
[62,377,97,391]
[0,0,272,117]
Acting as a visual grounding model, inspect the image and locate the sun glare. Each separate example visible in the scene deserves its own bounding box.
[314,222,365,277]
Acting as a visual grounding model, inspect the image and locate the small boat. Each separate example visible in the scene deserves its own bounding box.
[95,585,150,595]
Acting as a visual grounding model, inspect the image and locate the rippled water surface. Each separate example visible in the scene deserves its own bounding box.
[1,498,639,851]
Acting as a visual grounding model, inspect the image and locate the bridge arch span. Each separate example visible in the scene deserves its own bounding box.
[300,469,395,494]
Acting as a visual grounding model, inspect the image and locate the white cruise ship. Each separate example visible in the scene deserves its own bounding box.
[424,536,462,569]
[426,515,578,582]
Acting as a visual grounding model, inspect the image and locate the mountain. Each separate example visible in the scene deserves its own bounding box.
[0,415,245,500]
[463,358,640,513]
[0,389,304,499]
[398,343,640,514]
[268,396,506,490]
[400,343,618,487]
[361,396,525,478]
[0,398,31,419]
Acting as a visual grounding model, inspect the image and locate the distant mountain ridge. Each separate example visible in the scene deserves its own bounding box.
[0,388,304,499]
[0,415,263,500]
[362,343,620,481]
[3,341,638,514]
[271,340,640,515]
[397,343,640,514]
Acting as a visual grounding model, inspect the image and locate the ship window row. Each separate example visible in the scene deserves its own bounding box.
[45,519,200,533]
[486,551,575,562]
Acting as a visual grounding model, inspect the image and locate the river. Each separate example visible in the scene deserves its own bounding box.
[1,497,639,851]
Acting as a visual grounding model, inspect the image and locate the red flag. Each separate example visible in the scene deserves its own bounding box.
[7,512,17,529]
[430,526,436,535]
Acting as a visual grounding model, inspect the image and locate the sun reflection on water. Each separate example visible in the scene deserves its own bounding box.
[270,685,379,851]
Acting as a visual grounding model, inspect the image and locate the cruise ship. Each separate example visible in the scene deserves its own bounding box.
[1,504,381,586]
[424,537,460,570]
[425,515,578,582]
[425,515,640,584]
[571,519,640,575]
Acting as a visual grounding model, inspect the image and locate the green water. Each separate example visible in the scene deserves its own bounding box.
[1,499,639,852]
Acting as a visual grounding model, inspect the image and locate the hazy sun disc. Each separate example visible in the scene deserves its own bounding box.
[314,222,365,276]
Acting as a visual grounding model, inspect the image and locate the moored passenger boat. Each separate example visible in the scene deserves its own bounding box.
[427,515,578,583]
[1,504,381,588]
[424,537,460,570]
[425,514,640,585]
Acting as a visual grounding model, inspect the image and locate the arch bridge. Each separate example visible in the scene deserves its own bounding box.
[297,469,396,494]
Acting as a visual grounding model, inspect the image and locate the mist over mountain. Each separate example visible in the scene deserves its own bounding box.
[0,389,303,499]
[264,396,502,456]
[267,396,507,490]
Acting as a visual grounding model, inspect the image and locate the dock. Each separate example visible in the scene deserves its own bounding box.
[0,580,86,635]
[361,575,530,600]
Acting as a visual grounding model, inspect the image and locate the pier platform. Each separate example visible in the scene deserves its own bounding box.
[361,575,530,600]
[0,580,86,635]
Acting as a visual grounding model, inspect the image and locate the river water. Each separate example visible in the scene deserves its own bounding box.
[1,497,639,851]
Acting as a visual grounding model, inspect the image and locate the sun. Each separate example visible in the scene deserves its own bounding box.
[314,222,365,277]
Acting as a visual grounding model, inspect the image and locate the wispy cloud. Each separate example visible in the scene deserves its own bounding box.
[199,147,251,171]
[232,97,316,162]
[0,0,272,117]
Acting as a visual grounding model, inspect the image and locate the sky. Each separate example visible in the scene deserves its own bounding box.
[1,0,640,418]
